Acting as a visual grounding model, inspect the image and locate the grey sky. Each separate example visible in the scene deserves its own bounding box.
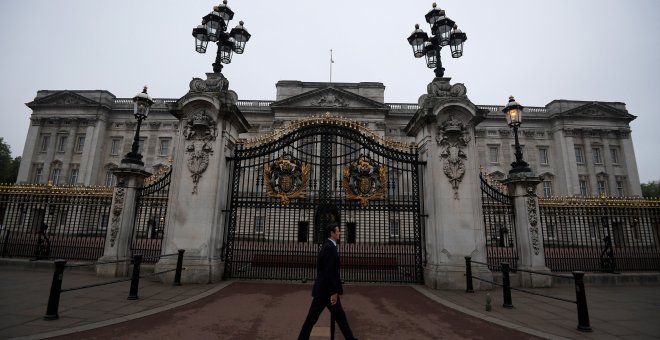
[1,0,658,182]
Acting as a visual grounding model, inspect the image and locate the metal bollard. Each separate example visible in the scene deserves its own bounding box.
[44,260,67,320]
[173,249,185,286]
[573,271,593,332]
[330,313,335,340]
[465,256,474,293]
[127,254,143,300]
[501,262,513,308]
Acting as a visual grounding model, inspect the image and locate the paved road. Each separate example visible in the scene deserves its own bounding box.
[55,282,538,340]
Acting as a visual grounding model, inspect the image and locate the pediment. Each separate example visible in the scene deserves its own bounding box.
[27,91,102,108]
[270,87,389,111]
[554,102,636,121]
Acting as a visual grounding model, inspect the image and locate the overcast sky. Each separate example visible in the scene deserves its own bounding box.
[0,0,658,182]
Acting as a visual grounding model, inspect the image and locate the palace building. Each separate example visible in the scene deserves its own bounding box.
[17,80,641,197]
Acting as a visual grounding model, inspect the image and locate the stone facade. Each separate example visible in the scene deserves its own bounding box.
[18,81,642,197]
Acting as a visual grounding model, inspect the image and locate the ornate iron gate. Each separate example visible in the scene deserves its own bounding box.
[131,169,171,262]
[224,115,423,283]
[480,172,519,270]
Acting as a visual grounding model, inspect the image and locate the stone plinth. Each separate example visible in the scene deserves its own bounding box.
[155,73,249,283]
[97,163,150,277]
[406,77,491,289]
[504,172,552,287]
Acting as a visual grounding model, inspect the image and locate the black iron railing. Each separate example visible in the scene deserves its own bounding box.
[131,170,171,263]
[539,197,660,272]
[479,173,518,270]
[0,184,112,261]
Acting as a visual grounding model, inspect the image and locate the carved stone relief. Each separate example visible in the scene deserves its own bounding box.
[427,80,467,99]
[525,186,541,255]
[183,110,218,194]
[436,114,471,199]
[109,176,127,247]
[310,93,348,107]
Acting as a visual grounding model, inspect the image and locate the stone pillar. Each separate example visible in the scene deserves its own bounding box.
[154,73,249,283]
[504,173,552,287]
[406,78,491,289]
[96,164,150,277]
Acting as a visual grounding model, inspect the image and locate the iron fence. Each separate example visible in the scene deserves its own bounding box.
[0,183,112,261]
[480,173,518,270]
[539,196,660,272]
[131,169,171,263]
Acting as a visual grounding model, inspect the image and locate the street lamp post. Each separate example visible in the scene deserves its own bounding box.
[121,87,154,166]
[192,0,251,74]
[503,96,531,174]
[407,3,467,77]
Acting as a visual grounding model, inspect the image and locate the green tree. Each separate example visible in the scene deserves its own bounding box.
[641,180,660,198]
[0,137,20,183]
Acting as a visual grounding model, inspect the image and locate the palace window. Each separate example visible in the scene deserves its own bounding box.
[616,180,625,197]
[592,147,602,164]
[488,146,499,164]
[542,181,552,198]
[138,138,146,154]
[579,179,589,196]
[538,147,549,165]
[597,180,607,196]
[105,171,115,187]
[254,216,265,234]
[75,135,85,153]
[110,138,121,155]
[610,148,619,164]
[547,224,556,240]
[40,134,50,152]
[69,168,79,185]
[51,168,61,185]
[57,135,67,153]
[575,146,584,163]
[389,220,400,238]
[159,138,171,157]
[34,167,43,183]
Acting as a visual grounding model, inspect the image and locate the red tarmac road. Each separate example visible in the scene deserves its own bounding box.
[58,282,539,340]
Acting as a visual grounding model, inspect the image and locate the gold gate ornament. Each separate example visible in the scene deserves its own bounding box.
[264,153,310,205]
[342,154,387,207]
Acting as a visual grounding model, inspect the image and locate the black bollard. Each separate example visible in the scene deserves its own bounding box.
[501,262,513,308]
[173,249,185,286]
[465,256,474,293]
[573,271,593,332]
[330,313,335,340]
[44,260,67,320]
[127,254,143,300]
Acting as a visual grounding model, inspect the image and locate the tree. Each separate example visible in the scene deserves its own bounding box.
[641,180,660,198]
[0,137,20,183]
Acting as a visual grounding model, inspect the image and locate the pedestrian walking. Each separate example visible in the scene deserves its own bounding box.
[298,223,357,340]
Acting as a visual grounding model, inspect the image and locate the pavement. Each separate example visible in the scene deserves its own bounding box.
[0,261,659,340]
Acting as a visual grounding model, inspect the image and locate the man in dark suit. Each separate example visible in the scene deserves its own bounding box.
[298,223,357,340]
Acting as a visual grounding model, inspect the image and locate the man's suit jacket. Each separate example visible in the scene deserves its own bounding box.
[312,239,343,298]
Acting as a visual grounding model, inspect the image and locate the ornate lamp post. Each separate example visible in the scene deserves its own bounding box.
[121,87,154,166]
[192,0,251,73]
[407,3,467,77]
[503,96,531,174]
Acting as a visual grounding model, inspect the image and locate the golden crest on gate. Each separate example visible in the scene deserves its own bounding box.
[342,154,387,207]
[264,153,310,205]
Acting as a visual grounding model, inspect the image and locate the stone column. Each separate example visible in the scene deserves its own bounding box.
[406,78,491,289]
[96,164,150,277]
[154,73,249,283]
[504,173,552,287]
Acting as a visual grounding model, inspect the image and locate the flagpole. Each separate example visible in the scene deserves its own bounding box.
[330,49,333,83]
